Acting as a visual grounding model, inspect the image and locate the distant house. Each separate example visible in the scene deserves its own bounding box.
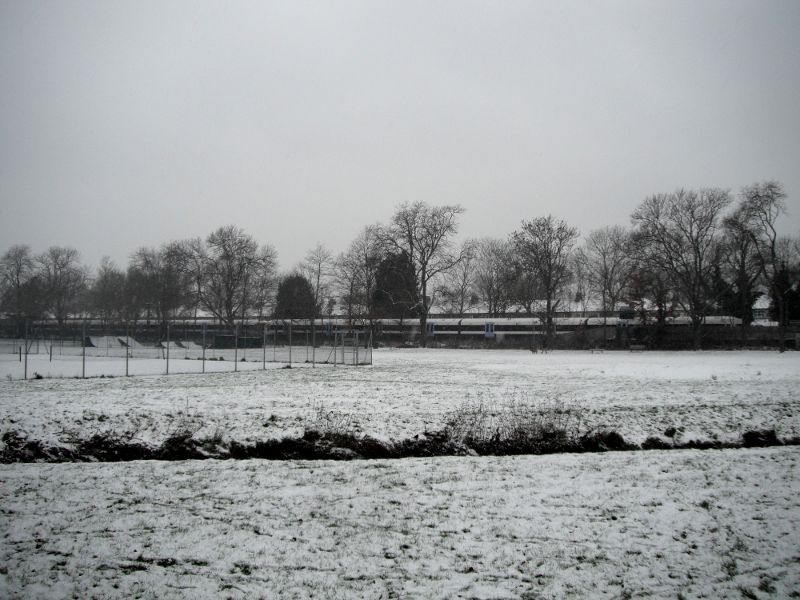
[752,295,772,322]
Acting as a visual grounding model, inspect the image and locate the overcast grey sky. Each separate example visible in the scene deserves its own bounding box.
[1,0,798,272]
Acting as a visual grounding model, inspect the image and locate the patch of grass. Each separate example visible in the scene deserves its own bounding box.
[739,586,758,599]
[306,401,359,438]
[1,430,77,463]
[232,561,253,575]
[116,562,149,574]
[723,559,738,578]
[759,577,777,594]
[441,394,587,455]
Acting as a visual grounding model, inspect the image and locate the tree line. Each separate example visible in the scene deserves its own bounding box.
[1,181,798,348]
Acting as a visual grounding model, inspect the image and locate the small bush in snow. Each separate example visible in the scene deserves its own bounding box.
[306,401,359,438]
[442,393,583,454]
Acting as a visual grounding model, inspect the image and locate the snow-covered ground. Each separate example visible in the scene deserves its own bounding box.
[0,343,366,380]
[2,448,798,599]
[1,348,798,447]
[2,349,798,598]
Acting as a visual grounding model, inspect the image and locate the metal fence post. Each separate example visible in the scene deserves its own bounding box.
[23,320,28,380]
[202,323,206,374]
[125,322,130,377]
[234,323,239,372]
[81,320,86,379]
[166,321,170,375]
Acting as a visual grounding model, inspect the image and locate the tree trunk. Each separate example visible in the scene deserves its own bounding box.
[776,291,786,353]
[419,280,428,348]
[544,296,553,350]
[691,317,703,350]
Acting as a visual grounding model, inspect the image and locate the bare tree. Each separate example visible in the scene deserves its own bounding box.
[1,245,35,311]
[302,242,334,315]
[176,237,207,324]
[298,242,333,348]
[36,246,88,328]
[335,225,383,325]
[354,225,383,322]
[0,245,44,335]
[580,225,633,344]
[381,202,467,346]
[715,206,764,341]
[90,257,127,326]
[335,249,362,326]
[624,262,674,328]
[738,181,790,350]
[511,215,579,348]
[631,188,731,348]
[474,238,515,318]
[570,249,596,318]
[509,269,541,317]
[200,225,268,328]
[128,243,191,332]
[437,240,480,344]
[249,246,279,320]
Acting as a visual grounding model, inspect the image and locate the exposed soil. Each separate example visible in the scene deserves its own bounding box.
[2,427,795,463]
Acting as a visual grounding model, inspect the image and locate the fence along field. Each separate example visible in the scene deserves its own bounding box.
[0,322,372,380]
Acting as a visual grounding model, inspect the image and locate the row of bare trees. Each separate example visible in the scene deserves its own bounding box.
[0,226,276,334]
[291,183,797,349]
[1,182,798,347]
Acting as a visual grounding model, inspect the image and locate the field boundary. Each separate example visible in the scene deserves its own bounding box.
[2,427,795,464]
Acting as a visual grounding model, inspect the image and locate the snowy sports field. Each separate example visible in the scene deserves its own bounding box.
[0,339,369,380]
[2,348,799,598]
[2,448,798,599]
[1,348,798,447]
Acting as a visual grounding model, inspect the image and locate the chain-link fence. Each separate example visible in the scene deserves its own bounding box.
[0,321,372,380]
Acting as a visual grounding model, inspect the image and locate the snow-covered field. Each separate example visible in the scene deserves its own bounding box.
[2,349,799,598]
[0,342,366,380]
[1,348,798,447]
[2,448,798,599]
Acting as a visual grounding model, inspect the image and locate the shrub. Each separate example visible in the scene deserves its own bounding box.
[579,430,634,452]
[642,436,672,450]
[741,429,781,448]
[77,432,151,461]
[442,393,583,454]
[306,401,359,438]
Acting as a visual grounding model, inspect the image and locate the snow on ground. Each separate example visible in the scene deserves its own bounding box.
[0,343,359,380]
[0,353,273,379]
[1,348,798,447]
[1,448,798,599]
